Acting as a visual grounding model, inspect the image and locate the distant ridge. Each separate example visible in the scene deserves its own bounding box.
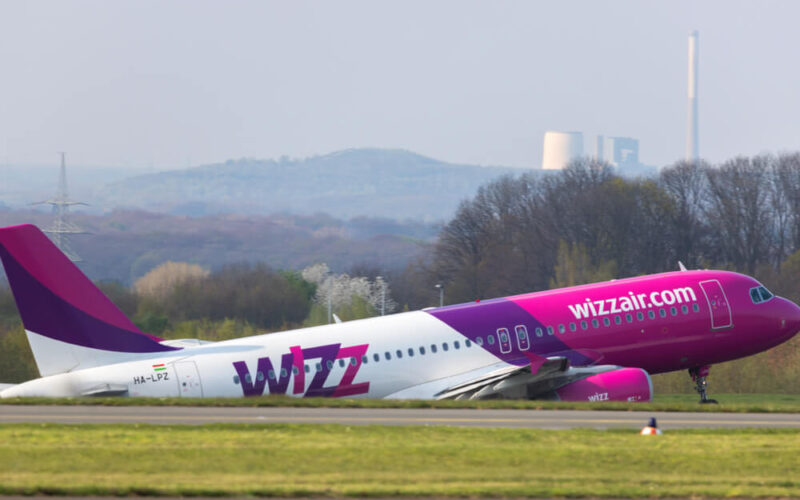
[98,148,520,220]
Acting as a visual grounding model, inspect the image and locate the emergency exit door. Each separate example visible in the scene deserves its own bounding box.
[174,361,204,397]
[699,280,733,330]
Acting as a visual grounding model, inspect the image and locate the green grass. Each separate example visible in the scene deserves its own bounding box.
[3,393,800,412]
[0,423,798,498]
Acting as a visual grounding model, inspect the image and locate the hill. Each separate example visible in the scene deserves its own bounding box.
[0,210,433,285]
[97,149,520,220]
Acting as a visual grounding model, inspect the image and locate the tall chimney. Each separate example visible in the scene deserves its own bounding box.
[686,31,699,163]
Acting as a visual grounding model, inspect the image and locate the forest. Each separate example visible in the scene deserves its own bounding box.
[2,152,800,394]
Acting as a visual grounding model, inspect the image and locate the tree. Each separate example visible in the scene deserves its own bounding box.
[550,241,616,289]
[134,261,210,300]
[704,156,774,274]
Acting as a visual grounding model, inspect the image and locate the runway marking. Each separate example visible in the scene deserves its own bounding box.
[1,413,798,426]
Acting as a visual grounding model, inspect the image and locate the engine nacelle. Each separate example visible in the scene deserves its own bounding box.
[554,367,653,402]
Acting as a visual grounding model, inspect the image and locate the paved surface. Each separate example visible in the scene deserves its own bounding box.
[0,405,798,429]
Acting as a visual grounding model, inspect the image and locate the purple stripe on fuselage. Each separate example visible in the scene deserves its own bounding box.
[427,297,595,366]
[0,245,178,353]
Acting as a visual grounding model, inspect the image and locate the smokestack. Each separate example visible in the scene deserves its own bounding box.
[686,31,699,163]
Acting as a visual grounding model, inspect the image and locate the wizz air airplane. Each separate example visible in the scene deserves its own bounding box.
[1,224,798,403]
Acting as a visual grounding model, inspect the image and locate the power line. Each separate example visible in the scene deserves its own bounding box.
[32,152,87,262]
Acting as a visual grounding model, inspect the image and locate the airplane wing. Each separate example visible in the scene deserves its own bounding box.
[434,356,568,400]
[434,358,627,400]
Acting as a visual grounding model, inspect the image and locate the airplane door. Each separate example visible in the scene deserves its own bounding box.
[174,361,204,397]
[699,280,733,331]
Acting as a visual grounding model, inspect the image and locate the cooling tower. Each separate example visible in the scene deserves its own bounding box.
[542,131,583,170]
[686,31,699,162]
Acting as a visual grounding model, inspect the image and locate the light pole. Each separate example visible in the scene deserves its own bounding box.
[435,283,444,307]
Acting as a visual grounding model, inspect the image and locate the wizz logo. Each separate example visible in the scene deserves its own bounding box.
[232,343,369,398]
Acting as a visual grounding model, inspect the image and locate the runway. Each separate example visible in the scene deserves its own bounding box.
[0,405,798,429]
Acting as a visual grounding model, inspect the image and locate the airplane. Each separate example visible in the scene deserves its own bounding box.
[0,223,798,403]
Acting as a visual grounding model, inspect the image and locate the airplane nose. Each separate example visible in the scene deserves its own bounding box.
[778,298,800,339]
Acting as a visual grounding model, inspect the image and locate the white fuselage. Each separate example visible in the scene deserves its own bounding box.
[1,311,502,399]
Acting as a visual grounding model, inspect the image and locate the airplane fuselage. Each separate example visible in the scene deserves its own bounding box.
[4,269,798,399]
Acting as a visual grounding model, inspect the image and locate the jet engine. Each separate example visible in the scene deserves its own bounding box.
[553,367,653,402]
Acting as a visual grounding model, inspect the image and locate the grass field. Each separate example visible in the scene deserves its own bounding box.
[0,423,798,498]
[3,393,800,412]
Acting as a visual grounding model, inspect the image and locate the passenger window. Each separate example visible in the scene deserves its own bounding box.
[625,314,633,323]
[384,352,391,361]
[692,303,700,312]
[338,359,345,368]
[420,346,426,355]
[603,317,610,326]
[361,356,367,365]
[292,366,299,375]
[257,371,265,382]
[372,354,379,363]
[591,319,599,328]
[637,312,644,321]
[350,357,357,366]
[535,327,544,337]
[280,368,288,378]
[442,342,449,351]
[396,350,403,359]
[269,370,277,380]
[408,348,414,357]
[580,320,588,330]
[233,375,240,384]
[670,306,677,316]
[558,324,565,334]
[487,335,496,345]
[476,337,484,346]
[431,344,438,353]
[244,373,252,383]
[569,322,577,332]
[659,308,667,318]
[316,362,323,371]
[614,316,622,325]
[465,339,472,347]
[454,341,460,349]
[648,310,656,319]
[547,326,554,335]
[681,305,689,314]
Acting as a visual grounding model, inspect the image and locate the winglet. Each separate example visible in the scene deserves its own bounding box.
[678,261,688,272]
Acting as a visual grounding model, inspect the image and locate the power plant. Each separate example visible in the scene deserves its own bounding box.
[541,131,584,170]
[541,31,700,171]
[686,30,700,163]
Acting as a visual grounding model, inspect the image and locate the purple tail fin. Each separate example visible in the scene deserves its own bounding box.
[0,224,176,354]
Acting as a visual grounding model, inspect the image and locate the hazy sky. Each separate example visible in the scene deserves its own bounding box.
[1,0,799,170]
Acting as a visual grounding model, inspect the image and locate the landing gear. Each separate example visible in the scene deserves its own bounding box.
[689,366,718,404]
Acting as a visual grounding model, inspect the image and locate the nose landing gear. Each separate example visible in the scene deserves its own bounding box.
[689,365,718,404]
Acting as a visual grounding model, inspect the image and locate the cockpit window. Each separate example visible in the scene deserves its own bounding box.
[750,286,774,304]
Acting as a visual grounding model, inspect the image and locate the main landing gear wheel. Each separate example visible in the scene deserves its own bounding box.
[689,366,718,404]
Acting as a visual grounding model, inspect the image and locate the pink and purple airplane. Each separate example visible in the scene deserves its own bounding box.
[0,224,798,402]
